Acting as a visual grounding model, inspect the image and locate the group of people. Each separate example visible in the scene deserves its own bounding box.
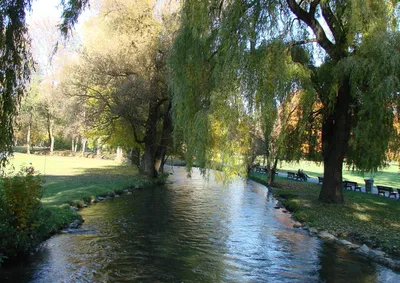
[297,169,309,181]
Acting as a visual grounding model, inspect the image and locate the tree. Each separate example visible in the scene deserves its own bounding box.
[61,0,178,177]
[16,75,42,154]
[169,1,400,203]
[0,0,33,165]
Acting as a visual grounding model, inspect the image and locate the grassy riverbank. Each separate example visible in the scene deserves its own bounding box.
[249,172,400,256]
[274,160,400,188]
[1,153,151,261]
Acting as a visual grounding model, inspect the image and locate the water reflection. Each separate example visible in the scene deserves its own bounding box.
[0,167,399,282]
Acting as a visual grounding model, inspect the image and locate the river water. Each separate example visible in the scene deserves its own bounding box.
[0,167,399,282]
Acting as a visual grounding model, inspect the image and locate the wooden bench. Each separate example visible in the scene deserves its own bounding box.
[343,181,361,192]
[255,166,267,174]
[318,177,323,184]
[287,171,307,181]
[377,186,397,198]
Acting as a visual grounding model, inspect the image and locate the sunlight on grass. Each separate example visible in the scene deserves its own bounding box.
[351,203,375,212]
[6,153,149,208]
[353,213,371,222]
[370,201,389,206]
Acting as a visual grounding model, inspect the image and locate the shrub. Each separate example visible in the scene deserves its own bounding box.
[154,173,169,185]
[0,169,43,257]
[1,170,43,233]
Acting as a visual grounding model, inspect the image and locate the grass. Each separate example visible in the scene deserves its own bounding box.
[7,152,151,208]
[273,160,400,188]
[249,171,400,255]
[0,152,151,262]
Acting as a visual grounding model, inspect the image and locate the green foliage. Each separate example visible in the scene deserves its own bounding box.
[1,169,43,232]
[0,169,43,256]
[154,172,169,185]
[170,0,400,197]
[0,0,33,166]
[59,0,89,37]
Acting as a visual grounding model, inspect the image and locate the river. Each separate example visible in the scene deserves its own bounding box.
[0,167,399,282]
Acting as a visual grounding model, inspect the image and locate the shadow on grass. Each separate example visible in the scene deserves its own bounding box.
[41,165,151,207]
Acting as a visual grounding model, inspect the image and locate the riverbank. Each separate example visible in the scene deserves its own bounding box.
[249,172,400,258]
[1,153,152,264]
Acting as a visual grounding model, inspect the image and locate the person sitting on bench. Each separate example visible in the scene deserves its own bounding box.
[297,169,308,181]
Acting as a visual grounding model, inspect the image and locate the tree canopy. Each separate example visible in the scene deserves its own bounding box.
[169,0,400,203]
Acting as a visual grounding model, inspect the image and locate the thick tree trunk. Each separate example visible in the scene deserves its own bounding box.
[142,101,159,177]
[154,102,172,174]
[267,157,279,185]
[319,78,353,204]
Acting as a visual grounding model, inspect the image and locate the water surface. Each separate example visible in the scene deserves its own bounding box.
[1,167,399,282]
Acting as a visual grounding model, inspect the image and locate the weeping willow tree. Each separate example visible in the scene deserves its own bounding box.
[169,0,400,204]
[0,0,33,166]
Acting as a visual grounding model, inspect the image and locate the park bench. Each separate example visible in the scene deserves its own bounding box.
[377,185,397,198]
[255,166,267,174]
[318,177,323,184]
[343,181,361,192]
[287,172,298,180]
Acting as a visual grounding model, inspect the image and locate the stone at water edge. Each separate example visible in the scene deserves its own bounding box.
[339,240,360,250]
[357,244,370,255]
[293,222,302,228]
[309,227,318,235]
[318,231,337,241]
[368,249,386,258]
[114,194,121,198]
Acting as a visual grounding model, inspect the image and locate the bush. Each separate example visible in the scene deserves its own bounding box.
[1,170,43,233]
[154,173,169,185]
[0,170,43,258]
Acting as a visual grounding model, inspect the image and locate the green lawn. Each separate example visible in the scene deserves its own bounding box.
[7,153,151,208]
[274,160,400,188]
[0,153,151,261]
[250,172,400,255]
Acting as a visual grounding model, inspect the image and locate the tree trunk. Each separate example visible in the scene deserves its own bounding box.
[71,138,75,152]
[81,137,87,156]
[267,157,279,185]
[96,137,102,158]
[47,114,54,154]
[319,78,353,204]
[26,117,32,154]
[116,146,123,161]
[141,100,160,177]
[154,102,172,174]
[74,136,79,152]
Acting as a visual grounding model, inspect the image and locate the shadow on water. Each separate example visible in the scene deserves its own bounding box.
[0,167,399,282]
